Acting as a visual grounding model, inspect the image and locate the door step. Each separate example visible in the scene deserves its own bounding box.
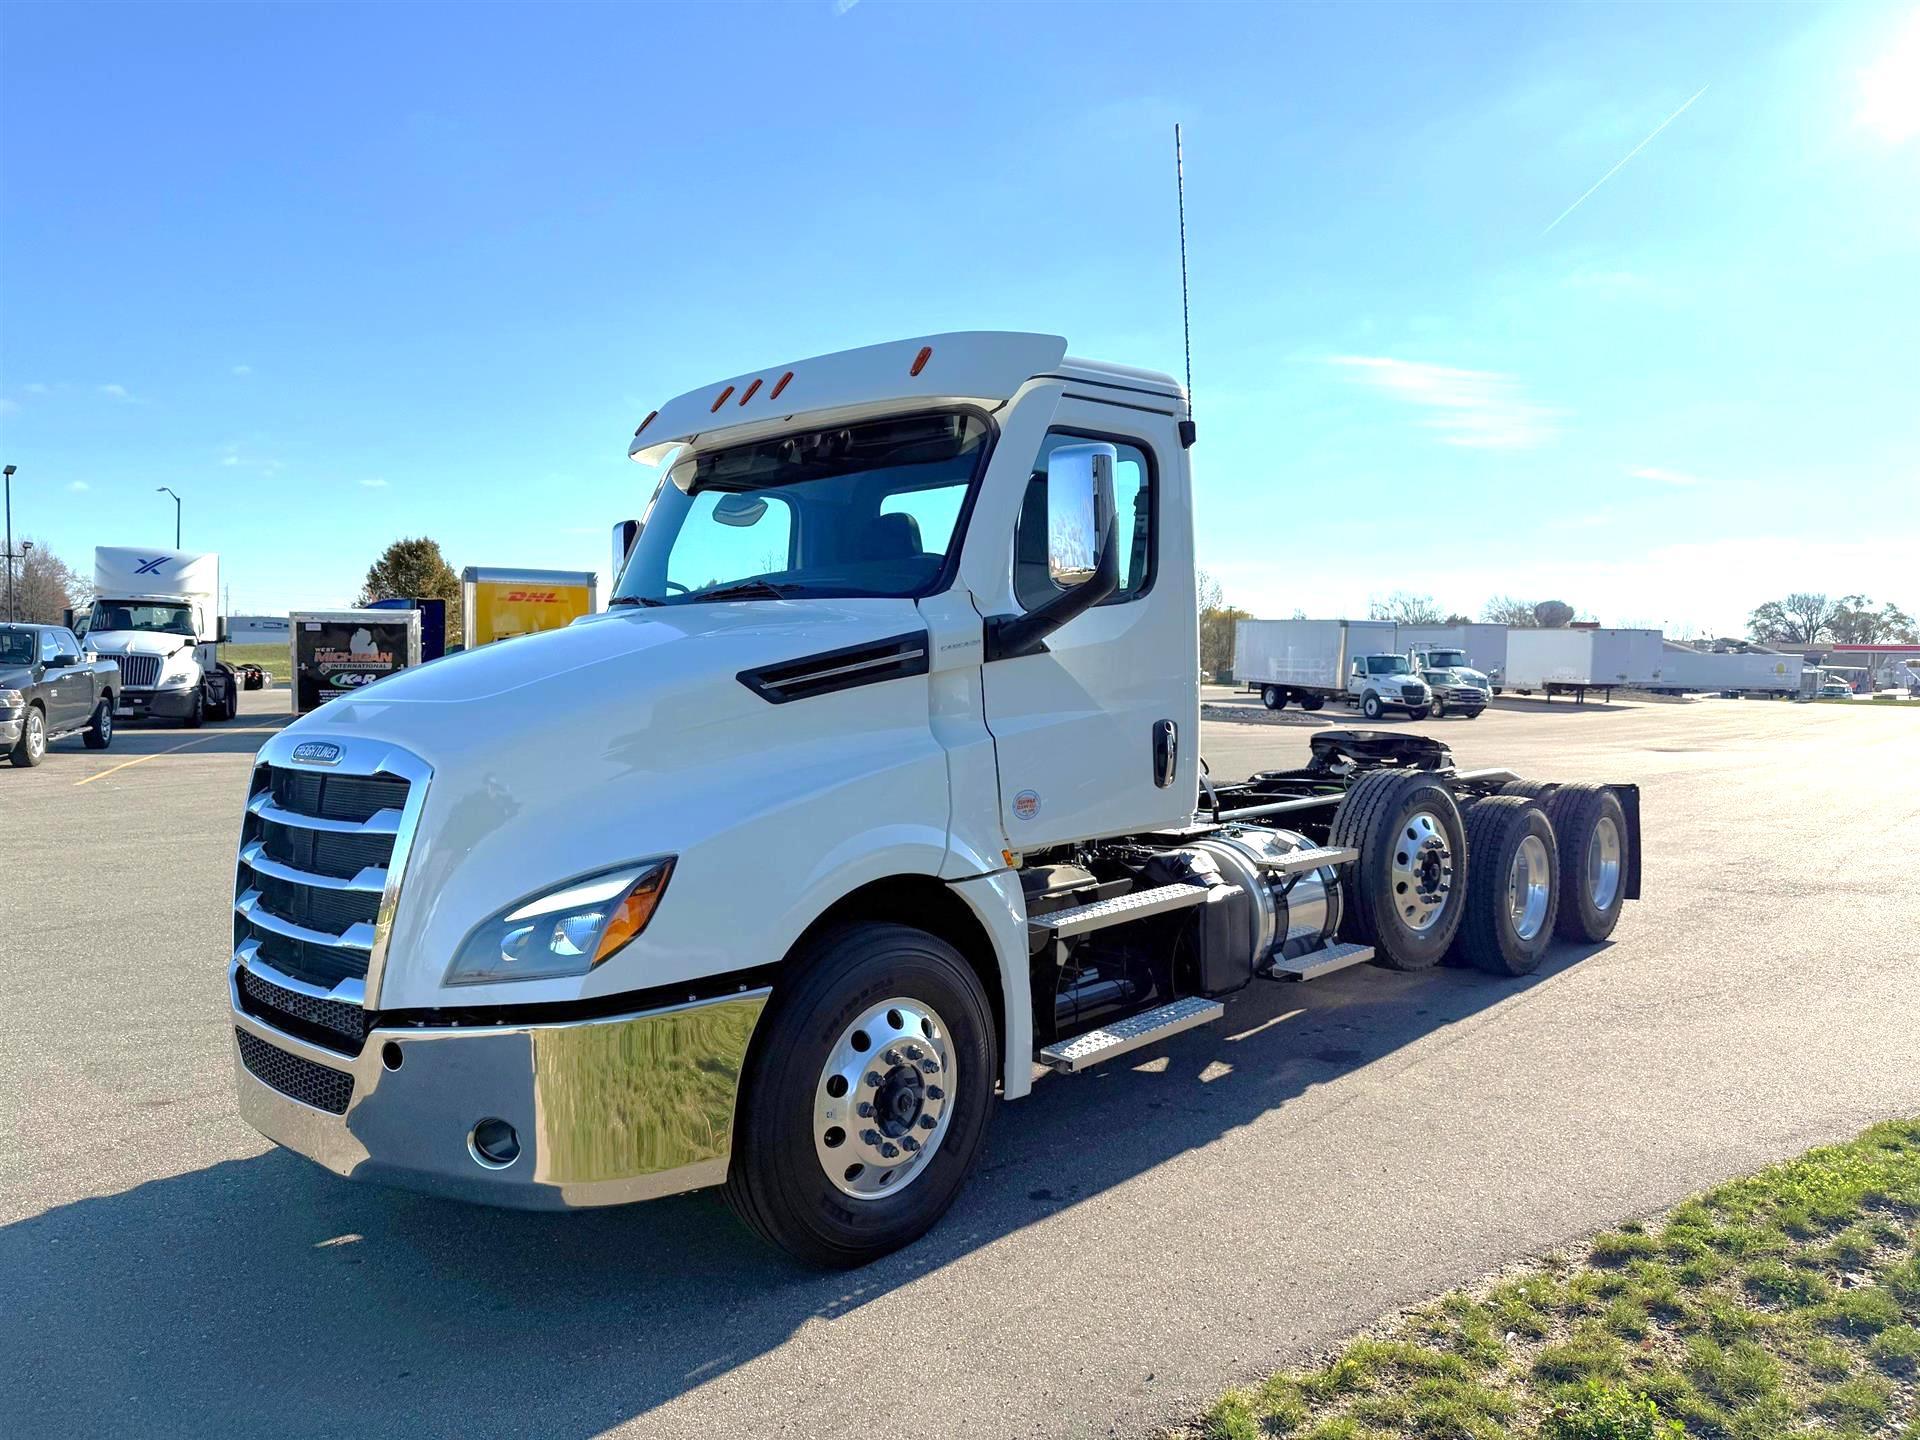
[1031,882,1211,940]
[1265,941,1375,981]
[1038,995,1225,1073]
[1257,845,1356,875]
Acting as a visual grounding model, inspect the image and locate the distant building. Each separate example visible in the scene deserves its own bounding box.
[229,614,291,642]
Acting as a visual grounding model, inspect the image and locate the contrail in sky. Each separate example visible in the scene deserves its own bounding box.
[1543,85,1710,236]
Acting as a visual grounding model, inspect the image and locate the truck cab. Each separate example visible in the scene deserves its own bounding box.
[1346,653,1432,720]
[1408,645,1490,719]
[226,331,1640,1267]
[80,548,237,727]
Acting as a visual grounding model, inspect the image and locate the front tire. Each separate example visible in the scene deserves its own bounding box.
[1449,797,1557,975]
[1262,686,1287,711]
[1361,692,1383,720]
[10,705,47,767]
[83,699,114,750]
[1330,770,1468,969]
[1408,706,1431,721]
[181,691,204,729]
[723,922,997,1267]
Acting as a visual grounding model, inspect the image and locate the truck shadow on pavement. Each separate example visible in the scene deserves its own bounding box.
[1,946,1607,1440]
[54,716,295,761]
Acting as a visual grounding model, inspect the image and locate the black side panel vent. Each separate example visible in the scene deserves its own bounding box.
[739,631,930,705]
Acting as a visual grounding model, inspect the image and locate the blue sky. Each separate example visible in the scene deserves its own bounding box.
[3,1,1916,636]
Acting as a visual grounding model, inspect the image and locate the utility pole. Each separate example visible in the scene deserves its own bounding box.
[4,464,16,622]
[157,486,182,547]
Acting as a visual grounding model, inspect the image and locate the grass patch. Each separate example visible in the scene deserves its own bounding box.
[1189,1119,1920,1440]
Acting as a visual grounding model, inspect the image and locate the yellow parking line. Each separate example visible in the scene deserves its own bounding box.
[73,725,281,787]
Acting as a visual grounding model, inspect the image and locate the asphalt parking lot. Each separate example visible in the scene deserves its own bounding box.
[5,690,1918,1440]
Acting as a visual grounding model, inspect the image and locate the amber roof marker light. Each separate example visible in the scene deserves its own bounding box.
[769,370,794,400]
[910,346,933,376]
[710,385,735,413]
[738,378,762,406]
[633,410,658,438]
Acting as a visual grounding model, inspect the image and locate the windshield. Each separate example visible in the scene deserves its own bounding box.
[88,600,195,637]
[1425,650,1467,668]
[0,630,35,666]
[615,411,990,606]
[1365,655,1412,675]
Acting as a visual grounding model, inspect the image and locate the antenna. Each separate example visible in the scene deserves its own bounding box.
[1173,123,1196,448]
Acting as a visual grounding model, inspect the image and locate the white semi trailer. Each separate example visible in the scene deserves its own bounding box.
[80,547,238,726]
[1504,628,1664,702]
[224,332,1642,1266]
[1649,644,1801,698]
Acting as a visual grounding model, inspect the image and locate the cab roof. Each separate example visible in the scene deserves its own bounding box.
[627,331,1183,464]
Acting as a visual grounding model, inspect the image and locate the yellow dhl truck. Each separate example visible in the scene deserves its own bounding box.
[460,567,598,647]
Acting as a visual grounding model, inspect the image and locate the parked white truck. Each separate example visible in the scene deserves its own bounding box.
[1234,618,1435,718]
[1406,644,1491,718]
[1396,622,1507,692]
[79,547,238,726]
[1504,627,1664,702]
[226,333,1642,1266]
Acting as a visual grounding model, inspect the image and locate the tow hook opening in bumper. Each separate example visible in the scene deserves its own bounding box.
[229,971,770,1210]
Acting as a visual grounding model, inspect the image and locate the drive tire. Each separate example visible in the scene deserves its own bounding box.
[1361,691,1383,720]
[1499,781,1629,943]
[1330,769,1468,969]
[10,704,47,767]
[724,922,996,1268]
[1409,706,1431,721]
[1300,695,1325,712]
[181,691,204,729]
[1448,796,1558,976]
[1262,686,1286,711]
[83,699,114,750]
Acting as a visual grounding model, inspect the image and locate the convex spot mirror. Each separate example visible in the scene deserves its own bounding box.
[1044,443,1117,588]
[712,494,770,528]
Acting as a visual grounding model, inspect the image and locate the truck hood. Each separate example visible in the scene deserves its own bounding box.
[85,631,198,660]
[298,598,923,750]
[0,664,36,689]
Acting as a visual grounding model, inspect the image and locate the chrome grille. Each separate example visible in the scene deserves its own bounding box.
[234,760,414,997]
[235,1029,354,1114]
[114,654,161,689]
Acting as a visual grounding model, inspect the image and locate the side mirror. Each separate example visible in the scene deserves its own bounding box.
[216,616,231,644]
[610,519,641,586]
[985,443,1120,661]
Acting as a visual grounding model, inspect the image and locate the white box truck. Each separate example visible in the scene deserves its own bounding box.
[1234,618,1434,718]
[1395,623,1508,692]
[79,547,238,726]
[1505,627,1664,701]
[224,331,1642,1266]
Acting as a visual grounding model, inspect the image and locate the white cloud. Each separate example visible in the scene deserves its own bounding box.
[221,454,240,467]
[360,477,388,488]
[1859,12,1920,142]
[99,383,132,401]
[232,364,253,377]
[26,382,49,395]
[1631,466,1705,487]
[68,480,91,493]
[1326,356,1557,449]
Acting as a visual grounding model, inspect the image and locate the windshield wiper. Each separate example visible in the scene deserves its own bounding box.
[609,595,663,608]
[688,579,798,603]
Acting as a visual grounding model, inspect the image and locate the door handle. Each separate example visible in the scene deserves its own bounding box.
[1152,718,1177,788]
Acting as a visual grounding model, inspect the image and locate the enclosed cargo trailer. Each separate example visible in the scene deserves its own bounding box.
[1505,628,1663,701]
[289,607,423,715]
[1651,644,1801,696]
[461,567,597,648]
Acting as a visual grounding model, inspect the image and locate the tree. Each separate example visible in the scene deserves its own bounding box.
[1196,568,1252,680]
[360,536,462,644]
[1532,600,1575,629]
[1830,594,1918,645]
[1482,595,1538,627]
[1747,592,1842,646]
[1442,612,1473,626]
[1367,591,1442,624]
[4,537,89,625]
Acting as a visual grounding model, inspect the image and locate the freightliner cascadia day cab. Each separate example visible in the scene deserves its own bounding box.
[82,547,239,726]
[228,333,1643,1266]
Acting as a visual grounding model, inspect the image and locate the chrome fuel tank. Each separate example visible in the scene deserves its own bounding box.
[1182,825,1342,968]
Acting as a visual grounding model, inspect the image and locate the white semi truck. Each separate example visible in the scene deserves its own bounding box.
[80,547,238,726]
[225,333,1642,1266]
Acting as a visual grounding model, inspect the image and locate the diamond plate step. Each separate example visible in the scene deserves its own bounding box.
[1265,941,1376,981]
[1258,845,1357,875]
[1031,883,1210,939]
[1037,995,1225,1073]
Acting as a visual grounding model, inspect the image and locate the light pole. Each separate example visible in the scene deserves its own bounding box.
[4,464,16,622]
[157,486,182,548]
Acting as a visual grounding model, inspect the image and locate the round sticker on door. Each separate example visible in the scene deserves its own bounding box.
[1012,789,1042,821]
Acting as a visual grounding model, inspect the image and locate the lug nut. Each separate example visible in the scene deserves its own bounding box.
[904,1045,923,1061]
[919,1115,936,1131]
[901,1136,920,1153]
[861,1129,882,1147]
[920,1059,939,1074]
[880,1143,900,1159]
[883,1048,902,1065]
[857,1101,874,1118]
[926,1085,944,1101]
[864,1071,883,1088]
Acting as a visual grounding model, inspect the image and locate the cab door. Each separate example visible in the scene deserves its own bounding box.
[976,396,1198,849]
[42,629,89,730]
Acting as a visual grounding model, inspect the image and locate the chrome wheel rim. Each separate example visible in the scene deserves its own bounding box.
[1508,833,1552,940]
[815,997,955,1201]
[1587,816,1622,912]
[99,707,112,742]
[1390,810,1454,933]
[26,712,44,759]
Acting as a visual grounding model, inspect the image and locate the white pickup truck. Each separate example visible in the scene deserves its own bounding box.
[226,332,1641,1266]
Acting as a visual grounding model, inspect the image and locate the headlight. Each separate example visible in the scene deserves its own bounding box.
[445,859,674,985]
[0,688,21,709]
[158,669,196,689]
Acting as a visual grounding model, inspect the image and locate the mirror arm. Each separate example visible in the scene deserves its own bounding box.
[983,530,1121,663]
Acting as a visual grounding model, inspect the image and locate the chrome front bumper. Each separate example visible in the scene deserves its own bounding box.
[0,716,20,746]
[230,968,769,1210]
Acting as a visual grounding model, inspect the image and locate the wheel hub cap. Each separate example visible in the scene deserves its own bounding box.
[1587,816,1622,911]
[815,998,954,1200]
[1508,833,1552,941]
[1390,810,1454,932]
